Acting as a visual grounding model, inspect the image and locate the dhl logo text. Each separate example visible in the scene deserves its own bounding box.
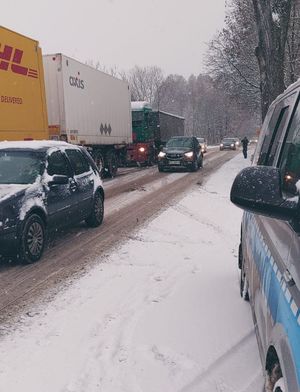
[0,44,38,79]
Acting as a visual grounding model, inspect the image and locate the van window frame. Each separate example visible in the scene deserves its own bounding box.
[257,91,299,167]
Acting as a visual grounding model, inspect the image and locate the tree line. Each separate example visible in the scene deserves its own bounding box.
[89,0,300,143]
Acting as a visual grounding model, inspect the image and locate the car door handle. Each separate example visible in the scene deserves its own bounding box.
[283,269,295,287]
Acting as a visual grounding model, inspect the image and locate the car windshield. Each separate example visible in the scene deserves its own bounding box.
[166,138,193,148]
[223,138,235,143]
[0,150,45,184]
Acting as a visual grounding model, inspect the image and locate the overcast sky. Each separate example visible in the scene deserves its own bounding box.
[3,0,226,78]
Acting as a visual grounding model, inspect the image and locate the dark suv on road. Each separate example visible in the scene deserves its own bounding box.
[231,82,300,391]
[157,136,203,172]
[0,141,104,264]
[220,137,237,150]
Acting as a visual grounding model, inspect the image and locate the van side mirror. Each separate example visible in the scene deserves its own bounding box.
[230,166,298,221]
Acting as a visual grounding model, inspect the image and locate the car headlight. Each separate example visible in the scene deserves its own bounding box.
[139,147,146,153]
[220,143,224,147]
[231,144,234,147]
[158,151,166,158]
[184,151,194,158]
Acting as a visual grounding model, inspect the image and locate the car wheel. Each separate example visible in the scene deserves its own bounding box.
[199,156,203,168]
[240,253,249,301]
[86,191,104,227]
[158,165,165,172]
[192,159,198,172]
[20,214,45,264]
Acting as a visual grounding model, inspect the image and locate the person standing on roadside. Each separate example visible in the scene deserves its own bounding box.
[241,136,249,159]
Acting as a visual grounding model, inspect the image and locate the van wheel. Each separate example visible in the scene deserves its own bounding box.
[266,352,284,392]
[86,191,104,227]
[240,250,249,301]
[272,377,285,392]
[20,214,45,264]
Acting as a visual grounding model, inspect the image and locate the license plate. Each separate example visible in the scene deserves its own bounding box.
[170,160,181,165]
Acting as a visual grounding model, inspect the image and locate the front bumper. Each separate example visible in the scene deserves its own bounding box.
[0,226,19,256]
[220,145,236,150]
[158,157,194,169]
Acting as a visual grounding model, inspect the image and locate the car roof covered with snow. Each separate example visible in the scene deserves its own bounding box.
[0,140,74,151]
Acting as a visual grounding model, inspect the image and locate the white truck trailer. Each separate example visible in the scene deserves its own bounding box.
[43,54,132,177]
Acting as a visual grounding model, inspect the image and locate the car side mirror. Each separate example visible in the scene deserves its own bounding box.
[49,175,69,186]
[230,166,298,221]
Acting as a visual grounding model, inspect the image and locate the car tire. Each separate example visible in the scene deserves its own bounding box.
[86,191,104,227]
[190,159,198,172]
[158,165,165,172]
[20,214,45,264]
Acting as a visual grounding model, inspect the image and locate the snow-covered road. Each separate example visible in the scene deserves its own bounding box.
[0,153,263,392]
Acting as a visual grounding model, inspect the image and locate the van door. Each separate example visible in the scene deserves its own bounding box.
[249,91,299,356]
[275,96,300,388]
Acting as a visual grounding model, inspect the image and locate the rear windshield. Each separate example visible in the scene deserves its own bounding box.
[167,138,193,148]
[0,150,45,184]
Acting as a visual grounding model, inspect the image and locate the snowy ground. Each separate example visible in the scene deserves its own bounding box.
[0,152,264,392]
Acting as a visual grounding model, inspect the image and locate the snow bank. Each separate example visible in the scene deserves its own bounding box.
[0,152,263,392]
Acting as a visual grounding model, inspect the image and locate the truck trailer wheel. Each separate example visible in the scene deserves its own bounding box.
[94,151,105,178]
[106,151,118,177]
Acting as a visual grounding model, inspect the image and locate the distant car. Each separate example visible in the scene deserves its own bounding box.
[158,136,203,172]
[0,141,104,263]
[220,138,237,150]
[197,137,208,153]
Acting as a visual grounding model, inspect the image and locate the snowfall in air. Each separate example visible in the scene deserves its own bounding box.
[0,153,264,392]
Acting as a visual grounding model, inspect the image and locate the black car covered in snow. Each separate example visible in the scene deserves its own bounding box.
[0,141,104,263]
[157,136,203,172]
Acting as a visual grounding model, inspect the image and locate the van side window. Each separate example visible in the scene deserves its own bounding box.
[279,99,300,195]
[258,106,289,166]
[257,92,298,166]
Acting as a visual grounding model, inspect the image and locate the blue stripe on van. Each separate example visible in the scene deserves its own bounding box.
[244,212,300,385]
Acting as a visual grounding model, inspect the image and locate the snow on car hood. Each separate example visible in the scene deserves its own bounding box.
[0,184,29,202]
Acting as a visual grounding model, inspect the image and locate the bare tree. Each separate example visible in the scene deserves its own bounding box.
[286,0,300,84]
[252,0,293,118]
[206,0,261,117]
[125,66,164,104]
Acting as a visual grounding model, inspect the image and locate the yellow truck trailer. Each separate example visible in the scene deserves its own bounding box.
[0,26,48,141]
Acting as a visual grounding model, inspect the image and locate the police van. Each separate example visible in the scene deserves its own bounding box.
[230,82,300,392]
